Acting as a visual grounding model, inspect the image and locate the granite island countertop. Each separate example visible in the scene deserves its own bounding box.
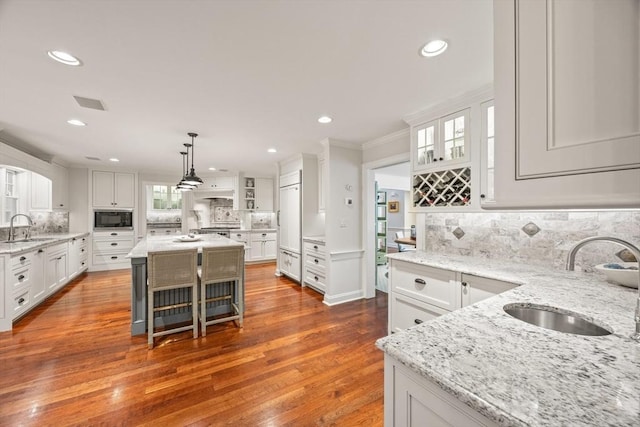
[126,233,244,258]
[0,232,90,255]
[376,251,640,427]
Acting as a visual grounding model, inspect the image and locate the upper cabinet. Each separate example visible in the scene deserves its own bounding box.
[492,0,640,209]
[29,172,51,211]
[51,163,68,210]
[92,171,135,208]
[201,176,235,190]
[412,109,470,172]
[241,176,273,211]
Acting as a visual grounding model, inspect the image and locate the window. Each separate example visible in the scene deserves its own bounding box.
[151,185,182,210]
[1,167,22,224]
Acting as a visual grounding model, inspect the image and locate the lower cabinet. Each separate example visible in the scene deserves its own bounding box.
[249,231,277,262]
[46,243,68,294]
[389,259,517,334]
[68,235,88,280]
[279,249,301,282]
[92,230,134,269]
[229,231,250,260]
[30,248,46,303]
[385,355,500,427]
[302,239,327,294]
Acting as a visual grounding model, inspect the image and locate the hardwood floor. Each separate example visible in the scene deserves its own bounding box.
[0,263,388,426]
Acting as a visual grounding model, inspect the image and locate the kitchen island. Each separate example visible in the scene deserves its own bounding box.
[126,234,244,336]
[376,251,639,426]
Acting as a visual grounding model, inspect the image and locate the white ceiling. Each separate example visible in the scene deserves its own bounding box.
[0,0,493,178]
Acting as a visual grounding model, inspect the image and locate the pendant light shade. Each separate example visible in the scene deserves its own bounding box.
[182,132,203,186]
[177,151,196,191]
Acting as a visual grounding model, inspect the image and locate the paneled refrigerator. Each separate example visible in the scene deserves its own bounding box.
[278,170,301,282]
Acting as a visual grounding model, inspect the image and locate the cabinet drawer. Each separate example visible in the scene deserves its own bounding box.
[93,230,134,239]
[391,260,458,311]
[13,288,31,319]
[304,268,326,293]
[230,231,248,242]
[303,241,325,256]
[9,265,31,293]
[250,231,276,242]
[10,253,32,270]
[390,293,449,333]
[92,252,129,265]
[305,252,326,273]
[93,239,134,252]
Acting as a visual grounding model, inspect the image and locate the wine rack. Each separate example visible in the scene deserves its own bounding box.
[413,167,471,207]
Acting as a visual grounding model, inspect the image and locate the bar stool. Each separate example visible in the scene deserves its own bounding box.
[198,246,244,336]
[147,248,198,349]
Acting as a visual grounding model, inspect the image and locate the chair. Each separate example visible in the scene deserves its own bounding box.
[147,248,198,349]
[198,246,244,336]
[395,231,416,252]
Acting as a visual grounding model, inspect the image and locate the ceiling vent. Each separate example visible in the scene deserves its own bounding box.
[73,96,106,111]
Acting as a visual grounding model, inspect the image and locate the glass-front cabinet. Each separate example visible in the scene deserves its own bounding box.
[412,109,470,172]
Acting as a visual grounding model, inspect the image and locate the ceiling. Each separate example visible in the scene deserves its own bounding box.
[0,0,493,178]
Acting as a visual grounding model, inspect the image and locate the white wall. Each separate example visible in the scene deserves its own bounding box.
[361,128,410,164]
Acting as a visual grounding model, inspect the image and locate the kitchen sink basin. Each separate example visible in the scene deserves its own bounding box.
[2,237,55,243]
[503,303,613,336]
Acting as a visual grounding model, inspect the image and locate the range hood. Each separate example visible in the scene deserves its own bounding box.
[193,189,234,199]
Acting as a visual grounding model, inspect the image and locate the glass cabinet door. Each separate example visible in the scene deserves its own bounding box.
[415,121,437,169]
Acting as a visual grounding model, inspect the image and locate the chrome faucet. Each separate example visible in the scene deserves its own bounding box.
[566,236,640,341]
[8,214,33,241]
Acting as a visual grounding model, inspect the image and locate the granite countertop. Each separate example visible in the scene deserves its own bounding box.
[303,235,326,244]
[377,251,640,427]
[126,234,244,258]
[0,232,90,255]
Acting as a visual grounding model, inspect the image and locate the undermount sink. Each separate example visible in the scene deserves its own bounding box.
[3,237,55,243]
[503,303,613,336]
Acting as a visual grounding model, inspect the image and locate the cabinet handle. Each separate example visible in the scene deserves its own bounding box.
[18,275,25,281]
[38,249,44,253]
[262,233,267,236]
[81,249,85,253]
[414,278,426,285]
[480,194,486,199]
[439,157,443,161]
[414,319,423,325]
[57,257,62,260]
[18,298,25,305]
[111,256,118,260]
[72,237,76,241]
[314,276,319,281]
[313,245,318,249]
[314,259,319,264]
[111,233,118,236]
[461,281,468,287]
[19,256,26,261]
[110,243,118,246]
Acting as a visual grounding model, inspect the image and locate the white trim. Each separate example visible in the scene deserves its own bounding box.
[320,138,364,151]
[323,289,364,306]
[362,128,410,150]
[329,249,364,260]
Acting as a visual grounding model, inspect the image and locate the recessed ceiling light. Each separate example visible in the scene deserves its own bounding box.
[318,116,332,124]
[47,50,82,66]
[67,119,86,126]
[109,158,119,162]
[420,39,448,57]
[267,148,277,153]
[208,167,217,171]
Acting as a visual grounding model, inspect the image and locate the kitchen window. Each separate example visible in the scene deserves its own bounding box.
[151,185,182,210]
[1,167,22,224]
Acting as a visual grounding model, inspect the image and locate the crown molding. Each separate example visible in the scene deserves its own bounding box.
[361,127,410,150]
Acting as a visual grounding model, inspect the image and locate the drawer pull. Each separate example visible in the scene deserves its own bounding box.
[262,233,267,236]
[18,298,25,305]
[111,256,118,260]
[461,281,468,287]
[313,245,318,249]
[314,259,319,264]
[18,274,25,281]
[314,276,319,281]
[414,278,426,285]
[111,232,118,236]
[19,256,26,262]
[38,249,44,253]
[414,319,423,325]
[111,242,118,246]
[81,249,85,253]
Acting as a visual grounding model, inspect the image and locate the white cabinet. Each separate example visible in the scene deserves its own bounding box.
[45,242,68,294]
[51,163,69,209]
[461,274,516,308]
[29,172,52,211]
[92,230,134,269]
[30,248,46,303]
[68,235,88,280]
[492,0,640,209]
[201,175,236,190]
[230,231,250,259]
[384,355,500,427]
[92,171,135,208]
[255,178,273,211]
[412,109,470,172]
[9,251,34,318]
[249,231,277,261]
[279,249,301,282]
[302,239,327,294]
[388,259,517,333]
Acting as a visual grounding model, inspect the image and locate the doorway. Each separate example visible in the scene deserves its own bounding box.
[373,161,413,293]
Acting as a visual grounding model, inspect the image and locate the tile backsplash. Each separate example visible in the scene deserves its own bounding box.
[0,211,69,240]
[422,211,640,272]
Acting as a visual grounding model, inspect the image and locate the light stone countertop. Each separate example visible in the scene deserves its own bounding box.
[0,232,90,255]
[376,251,640,427]
[126,234,244,258]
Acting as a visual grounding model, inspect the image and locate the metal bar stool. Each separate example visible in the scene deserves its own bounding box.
[147,248,198,349]
[198,246,244,336]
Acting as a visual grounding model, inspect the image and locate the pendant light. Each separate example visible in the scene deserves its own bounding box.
[177,151,196,191]
[182,132,203,186]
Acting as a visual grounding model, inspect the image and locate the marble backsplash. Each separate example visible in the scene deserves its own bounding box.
[0,211,69,240]
[422,211,640,273]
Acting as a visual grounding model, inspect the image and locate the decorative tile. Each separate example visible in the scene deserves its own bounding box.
[521,222,541,237]
[452,227,465,239]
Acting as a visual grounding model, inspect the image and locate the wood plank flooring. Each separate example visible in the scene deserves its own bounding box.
[0,263,388,426]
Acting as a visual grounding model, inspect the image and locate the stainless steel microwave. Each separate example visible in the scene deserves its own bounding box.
[94,210,133,230]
